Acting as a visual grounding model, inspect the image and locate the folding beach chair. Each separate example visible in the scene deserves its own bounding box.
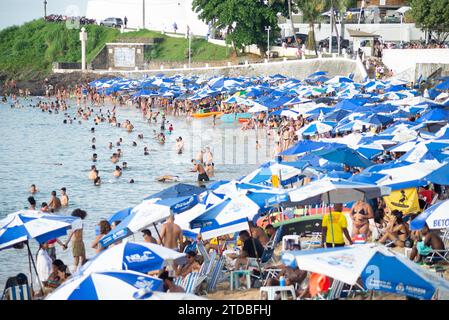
[425,229,449,265]
[311,279,345,300]
[1,274,31,300]
[206,255,226,292]
[182,272,200,294]
[183,241,197,253]
[197,241,210,263]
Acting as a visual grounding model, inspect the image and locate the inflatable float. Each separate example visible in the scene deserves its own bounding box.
[191,111,223,118]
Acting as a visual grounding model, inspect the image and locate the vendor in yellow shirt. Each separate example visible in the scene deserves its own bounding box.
[321,203,353,248]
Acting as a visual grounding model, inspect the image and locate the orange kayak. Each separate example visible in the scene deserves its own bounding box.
[192,112,223,118]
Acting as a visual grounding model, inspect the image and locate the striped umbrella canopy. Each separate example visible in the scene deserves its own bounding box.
[79,241,186,275]
[0,210,82,250]
[45,270,163,300]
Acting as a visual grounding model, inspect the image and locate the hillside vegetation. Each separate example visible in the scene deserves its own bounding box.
[0,19,230,80]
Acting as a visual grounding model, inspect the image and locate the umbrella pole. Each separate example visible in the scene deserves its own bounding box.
[26,241,44,295]
[153,223,164,246]
[327,191,335,248]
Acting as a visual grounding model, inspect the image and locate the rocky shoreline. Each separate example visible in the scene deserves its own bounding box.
[1,72,116,96]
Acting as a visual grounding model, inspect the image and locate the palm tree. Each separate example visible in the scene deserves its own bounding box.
[269,0,300,49]
[296,0,326,54]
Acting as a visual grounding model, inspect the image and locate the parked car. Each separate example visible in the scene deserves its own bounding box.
[319,36,350,50]
[100,17,123,28]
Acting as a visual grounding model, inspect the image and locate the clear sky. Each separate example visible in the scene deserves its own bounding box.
[0,0,88,30]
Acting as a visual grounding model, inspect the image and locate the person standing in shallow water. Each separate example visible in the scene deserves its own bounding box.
[48,191,61,212]
[60,187,69,207]
[64,209,87,272]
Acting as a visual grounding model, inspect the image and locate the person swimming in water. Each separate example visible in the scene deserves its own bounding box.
[156,175,180,182]
[132,141,137,147]
[92,153,98,162]
[122,162,128,169]
[111,153,119,163]
[94,176,101,186]
[89,165,97,180]
[113,166,122,177]
[159,133,166,144]
[144,147,149,156]
[29,184,38,194]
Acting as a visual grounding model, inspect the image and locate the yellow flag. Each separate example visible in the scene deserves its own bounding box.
[271,175,280,188]
[384,188,420,215]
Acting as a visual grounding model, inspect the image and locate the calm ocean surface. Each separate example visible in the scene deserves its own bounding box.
[0,97,273,288]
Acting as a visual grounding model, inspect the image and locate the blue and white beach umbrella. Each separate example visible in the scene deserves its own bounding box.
[45,270,163,300]
[0,210,82,250]
[240,161,309,186]
[80,241,186,275]
[283,244,449,299]
[410,200,449,230]
[296,121,335,137]
[100,196,197,248]
[190,189,288,240]
[288,178,391,205]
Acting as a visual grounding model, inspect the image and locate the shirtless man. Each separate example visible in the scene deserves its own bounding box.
[88,165,98,180]
[191,159,209,182]
[60,187,69,207]
[159,214,183,251]
[48,191,62,211]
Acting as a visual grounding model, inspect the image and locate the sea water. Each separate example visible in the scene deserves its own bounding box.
[0,97,274,289]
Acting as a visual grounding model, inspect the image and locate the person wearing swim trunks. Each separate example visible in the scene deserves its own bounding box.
[191,159,209,182]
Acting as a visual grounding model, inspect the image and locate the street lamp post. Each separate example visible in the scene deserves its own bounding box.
[188,30,192,69]
[265,26,271,61]
[44,0,47,18]
[80,27,87,71]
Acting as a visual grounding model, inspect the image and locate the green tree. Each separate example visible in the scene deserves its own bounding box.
[192,0,286,56]
[410,0,449,43]
[295,0,326,53]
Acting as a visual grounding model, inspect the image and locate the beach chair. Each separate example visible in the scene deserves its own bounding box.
[183,241,197,253]
[197,241,210,263]
[312,279,345,300]
[425,229,449,265]
[246,247,283,287]
[301,232,322,250]
[2,284,31,300]
[206,255,226,292]
[1,273,31,300]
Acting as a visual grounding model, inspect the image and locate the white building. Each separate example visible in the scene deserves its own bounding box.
[86,0,209,35]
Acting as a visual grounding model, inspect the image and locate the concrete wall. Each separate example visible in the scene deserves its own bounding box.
[382,49,449,81]
[54,57,367,82]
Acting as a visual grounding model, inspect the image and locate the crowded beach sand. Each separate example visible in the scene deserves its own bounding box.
[1,71,449,301]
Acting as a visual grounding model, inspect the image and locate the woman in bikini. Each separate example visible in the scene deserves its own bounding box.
[378,210,409,248]
[350,200,374,238]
